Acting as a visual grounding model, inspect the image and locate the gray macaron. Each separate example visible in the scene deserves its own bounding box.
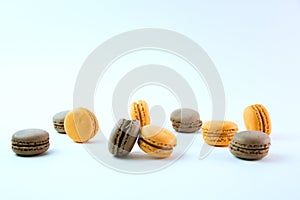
[108,119,141,157]
[53,110,69,133]
[12,129,50,156]
[170,108,202,133]
[229,130,271,160]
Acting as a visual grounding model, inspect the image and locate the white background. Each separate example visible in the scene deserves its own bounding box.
[0,0,300,200]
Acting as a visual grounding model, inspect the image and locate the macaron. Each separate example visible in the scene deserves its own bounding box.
[138,125,177,158]
[108,119,141,157]
[229,130,271,160]
[243,104,272,135]
[12,129,50,156]
[53,110,69,133]
[202,121,238,147]
[130,100,150,127]
[64,107,99,143]
[170,108,202,133]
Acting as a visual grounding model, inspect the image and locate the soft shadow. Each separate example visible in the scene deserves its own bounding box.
[116,152,169,160]
[260,153,286,163]
[15,149,54,158]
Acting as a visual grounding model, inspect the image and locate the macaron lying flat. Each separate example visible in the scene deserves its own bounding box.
[53,110,69,133]
[170,108,202,133]
[202,121,238,147]
[108,119,141,157]
[130,100,151,127]
[138,125,177,158]
[229,131,271,160]
[64,107,99,143]
[244,104,272,135]
[12,129,50,156]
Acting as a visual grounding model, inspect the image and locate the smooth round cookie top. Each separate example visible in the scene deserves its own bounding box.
[170,108,200,123]
[141,125,177,148]
[64,107,99,143]
[12,129,49,142]
[53,110,69,122]
[232,130,270,146]
[202,121,238,133]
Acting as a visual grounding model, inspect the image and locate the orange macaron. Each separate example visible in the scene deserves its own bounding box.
[64,107,99,143]
[130,100,151,127]
[243,104,272,135]
[202,121,239,147]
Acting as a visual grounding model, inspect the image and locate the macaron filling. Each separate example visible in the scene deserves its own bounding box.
[139,138,173,151]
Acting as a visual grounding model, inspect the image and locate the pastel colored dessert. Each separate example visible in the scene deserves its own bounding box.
[130,100,150,127]
[170,108,202,133]
[108,119,141,157]
[12,129,50,156]
[202,121,238,147]
[229,130,271,160]
[243,104,272,135]
[53,110,69,133]
[64,107,99,143]
[138,125,177,158]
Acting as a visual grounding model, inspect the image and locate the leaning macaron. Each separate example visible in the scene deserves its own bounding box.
[12,129,50,156]
[202,121,238,147]
[108,119,141,157]
[64,107,99,143]
[243,104,272,135]
[138,125,177,158]
[170,108,202,133]
[229,130,271,160]
[53,110,69,133]
[130,100,151,127]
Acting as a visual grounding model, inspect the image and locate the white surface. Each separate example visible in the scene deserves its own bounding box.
[1,1,300,200]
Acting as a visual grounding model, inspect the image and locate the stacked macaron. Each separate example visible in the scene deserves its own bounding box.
[108,100,177,158]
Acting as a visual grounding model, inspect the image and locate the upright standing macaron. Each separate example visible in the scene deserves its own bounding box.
[108,119,141,157]
[202,121,238,147]
[130,100,151,127]
[170,108,202,133]
[53,110,69,133]
[12,129,50,156]
[229,130,271,160]
[243,104,272,135]
[138,125,177,158]
[64,107,99,143]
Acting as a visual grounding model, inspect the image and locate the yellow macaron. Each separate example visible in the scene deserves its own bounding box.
[243,104,272,135]
[202,121,239,147]
[64,107,99,143]
[130,100,151,127]
[138,125,177,158]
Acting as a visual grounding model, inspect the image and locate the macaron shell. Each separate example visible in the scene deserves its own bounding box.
[256,104,272,134]
[138,100,150,126]
[243,105,263,132]
[202,132,236,147]
[141,125,177,148]
[64,108,99,143]
[137,139,173,158]
[130,102,140,121]
[202,121,238,133]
